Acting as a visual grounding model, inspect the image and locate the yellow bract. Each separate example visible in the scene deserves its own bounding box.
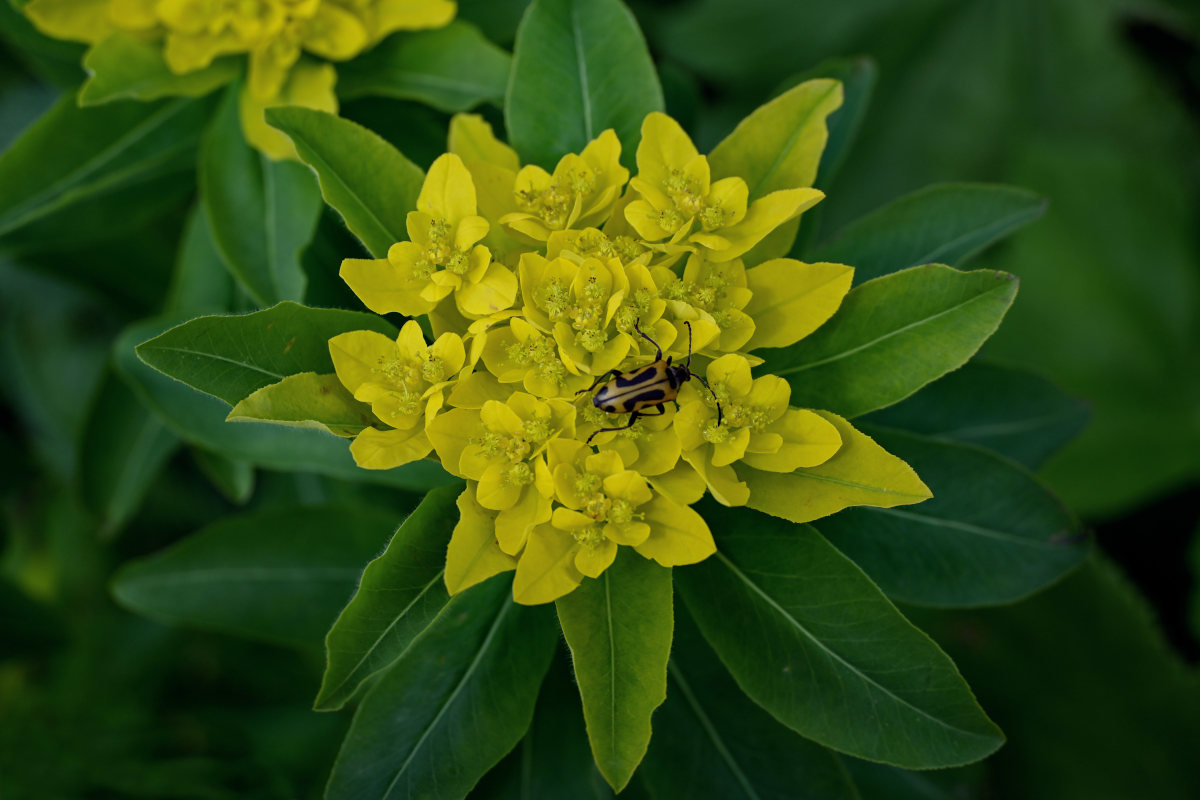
[328,98,931,604]
[24,0,456,158]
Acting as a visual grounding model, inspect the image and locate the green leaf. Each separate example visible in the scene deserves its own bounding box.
[863,360,1089,469]
[116,318,451,490]
[315,485,458,711]
[80,367,179,538]
[554,550,672,792]
[766,264,1018,418]
[266,105,425,258]
[0,0,85,89]
[710,78,842,201]
[471,652,615,799]
[677,504,1004,769]
[112,504,404,647]
[639,608,859,800]
[164,204,235,317]
[191,446,255,504]
[506,0,663,170]
[79,32,238,105]
[337,22,511,112]
[200,85,323,305]
[228,372,376,437]
[811,183,1047,284]
[0,94,208,239]
[135,301,397,406]
[915,556,1200,799]
[817,426,1089,608]
[326,575,558,800]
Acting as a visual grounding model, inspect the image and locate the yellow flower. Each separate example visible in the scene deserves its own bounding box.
[329,319,468,469]
[428,392,574,554]
[24,0,456,158]
[325,102,934,606]
[625,112,823,262]
[342,153,518,319]
[511,440,714,604]
[674,354,842,505]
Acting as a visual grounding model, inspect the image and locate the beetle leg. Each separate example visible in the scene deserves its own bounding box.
[696,376,724,426]
[633,318,663,361]
[586,410,642,445]
[576,368,623,396]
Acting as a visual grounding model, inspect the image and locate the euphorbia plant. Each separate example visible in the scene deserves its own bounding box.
[112,0,1092,796]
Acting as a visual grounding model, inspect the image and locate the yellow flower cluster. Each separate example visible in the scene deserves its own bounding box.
[333,110,881,604]
[24,0,455,157]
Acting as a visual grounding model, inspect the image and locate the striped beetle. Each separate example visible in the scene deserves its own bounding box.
[580,320,722,444]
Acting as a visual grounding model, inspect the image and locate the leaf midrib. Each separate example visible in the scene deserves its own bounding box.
[668,662,763,800]
[913,203,1044,268]
[382,600,512,798]
[321,569,447,706]
[570,0,595,142]
[715,551,994,742]
[868,507,1069,549]
[774,282,1010,376]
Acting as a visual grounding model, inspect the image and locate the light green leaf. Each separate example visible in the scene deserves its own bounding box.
[811,183,1047,284]
[554,550,672,792]
[766,264,1018,418]
[337,22,511,112]
[80,367,179,538]
[79,32,238,105]
[135,301,397,406]
[0,94,208,238]
[326,575,558,800]
[677,505,1004,769]
[112,505,403,647]
[116,318,451,490]
[200,84,322,305]
[506,0,663,170]
[315,485,458,711]
[817,426,1089,608]
[863,360,1089,469]
[743,410,931,524]
[639,608,860,800]
[710,78,842,200]
[228,372,377,437]
[266,105,424,258]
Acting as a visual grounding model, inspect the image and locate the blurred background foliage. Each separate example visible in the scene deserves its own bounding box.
[1,0,1198,797]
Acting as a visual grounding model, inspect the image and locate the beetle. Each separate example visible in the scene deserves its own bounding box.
[579,319,722,444]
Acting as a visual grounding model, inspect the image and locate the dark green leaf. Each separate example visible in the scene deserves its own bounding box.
[116,318,452,489]
[135,301,397,406]
[863,360,1089,469]
[191,446,255,504]
[266,105,424,258]
[811,183,1047,284]
[0,0,85,88]
[337,22,510,112]
[0,576,65,660]
[112,504,403,647]
[164,204,235,316]
[915,556,1200,799]
[80,367,179,538]
[817,426,1089,607]
[471,652,614,799]
[506,0,663,170]
[555,550,672,792]
[0,94,208,238]
[326,575,558,800]
[640,608,859,800]
[677,504,1004,769]
[200,85,322,305]
[315,485,459,710]
[766,264,1018,418]
[79,32,237,105]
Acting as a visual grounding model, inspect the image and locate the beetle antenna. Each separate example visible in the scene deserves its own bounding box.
[633,318,663,361]
[684,321,694,371]
[697,374,723,426]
